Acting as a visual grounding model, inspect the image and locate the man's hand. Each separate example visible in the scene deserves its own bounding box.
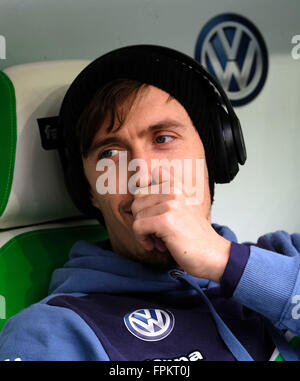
[131,170,231,283]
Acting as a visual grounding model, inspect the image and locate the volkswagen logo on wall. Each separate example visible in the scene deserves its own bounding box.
[124,308,175,342]
[195,13,268,106]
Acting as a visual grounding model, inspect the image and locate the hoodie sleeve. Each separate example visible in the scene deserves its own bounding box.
[0,301,110,361]
[227,230,300,337]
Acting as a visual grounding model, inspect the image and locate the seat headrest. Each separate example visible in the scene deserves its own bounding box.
[0,60,91,229]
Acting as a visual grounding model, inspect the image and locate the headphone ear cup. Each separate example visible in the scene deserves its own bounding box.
[212,105,239,183]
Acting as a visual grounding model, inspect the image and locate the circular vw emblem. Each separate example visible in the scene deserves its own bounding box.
[124,308,175,342]
[195,13,268,106]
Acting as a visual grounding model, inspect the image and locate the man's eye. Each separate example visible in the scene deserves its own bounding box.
[155,135,175,144]
[99,149,119,159]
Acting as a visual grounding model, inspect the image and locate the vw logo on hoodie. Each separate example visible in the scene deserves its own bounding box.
[124,309,175,341]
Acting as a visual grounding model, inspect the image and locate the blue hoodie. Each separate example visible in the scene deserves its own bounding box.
[0,223,300,361]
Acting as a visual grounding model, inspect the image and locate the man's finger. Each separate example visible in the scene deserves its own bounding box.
[133,215,166,251]
[131,193,173,218]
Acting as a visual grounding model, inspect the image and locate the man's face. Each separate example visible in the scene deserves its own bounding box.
[82,85,212,268]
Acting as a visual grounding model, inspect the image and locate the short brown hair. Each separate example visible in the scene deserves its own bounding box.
[76,78,174,159]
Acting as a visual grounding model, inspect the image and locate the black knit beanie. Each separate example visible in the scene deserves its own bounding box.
[58,45,220,225]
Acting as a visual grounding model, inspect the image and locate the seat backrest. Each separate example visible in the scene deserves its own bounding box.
[0,60,91,229]
[0,60,107,331]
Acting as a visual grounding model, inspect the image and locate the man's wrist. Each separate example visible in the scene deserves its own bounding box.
[210,238,232,283]
[220,242,251,297]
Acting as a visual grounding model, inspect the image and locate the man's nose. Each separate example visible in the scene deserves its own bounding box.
[128,149,153,190]
[135,169,152,188]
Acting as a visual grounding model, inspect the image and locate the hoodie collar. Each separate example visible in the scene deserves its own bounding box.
[48,223,237,296]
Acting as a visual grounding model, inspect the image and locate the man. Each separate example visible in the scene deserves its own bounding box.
[0,45,299,361]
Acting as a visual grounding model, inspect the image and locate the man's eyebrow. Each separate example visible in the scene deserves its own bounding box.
[142,119,187,137]
[89,136,122,156]
[88,118,186,156]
